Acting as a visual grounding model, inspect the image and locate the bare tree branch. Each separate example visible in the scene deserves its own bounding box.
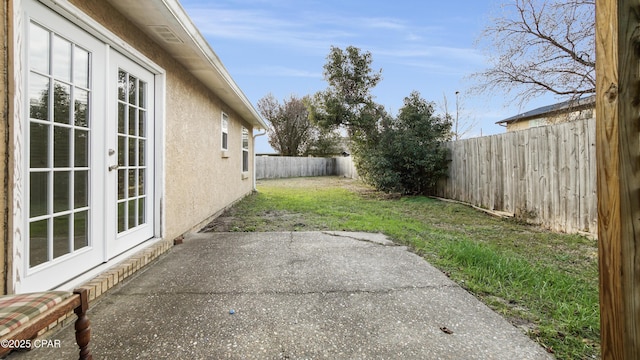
[471,0,595,105]
[257,93,312,156]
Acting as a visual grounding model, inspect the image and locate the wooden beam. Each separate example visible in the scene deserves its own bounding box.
[595,0,640,359]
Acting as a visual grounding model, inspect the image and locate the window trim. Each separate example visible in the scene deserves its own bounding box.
[241,126,249,173]
[221,112,229,151]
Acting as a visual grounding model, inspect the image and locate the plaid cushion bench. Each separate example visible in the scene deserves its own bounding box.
[0,289,91,359]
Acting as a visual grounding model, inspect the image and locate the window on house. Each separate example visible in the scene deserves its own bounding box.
[221,112,229,151]
[242,127,249,172]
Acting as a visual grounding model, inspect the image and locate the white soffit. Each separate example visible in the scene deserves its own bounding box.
[105,0,267,129]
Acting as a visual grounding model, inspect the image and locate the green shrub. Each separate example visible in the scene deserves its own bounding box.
[355,91,451,195]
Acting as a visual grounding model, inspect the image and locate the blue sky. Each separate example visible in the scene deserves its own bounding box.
[179,0,557,153]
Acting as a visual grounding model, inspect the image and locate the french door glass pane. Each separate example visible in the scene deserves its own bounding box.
[30,123,49,168]
[118,71,126,101]
[118,103,125,134]
[53,214,70,258]
[128,75,136,105]
[53,171,70,213]
[118,169,125,200]
[128,107,136,135]
[128,170,135,197]
[117,202,125,233]
[139,139,145,166]
[138,110,146,137]
[28,21,92,268]
[128,200,136,228]
[29,24,49,74]
[74,211,88,250]
[53,82,71,124]
[74,130,88,167]
[74,171,88,208]
[138,169,145,195]
[128,138,135,166]
[74,48,90,88]
[53,126,70,167]
[117,70,148,234]
[138,198,145,225]
[29,220,48,267]
[29,172,48,218]
[52,35,71,82]
[29,74,49,121]
[118,136,125,166]
[74,89,89,127]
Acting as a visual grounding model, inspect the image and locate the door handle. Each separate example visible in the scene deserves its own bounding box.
[108,164,119,171]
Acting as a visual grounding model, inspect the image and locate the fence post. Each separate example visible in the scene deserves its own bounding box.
[595,0,640,358]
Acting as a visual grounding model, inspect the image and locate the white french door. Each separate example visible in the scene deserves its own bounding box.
[106,51,155,258]
[22,4,106,292]
[21,0,157,292]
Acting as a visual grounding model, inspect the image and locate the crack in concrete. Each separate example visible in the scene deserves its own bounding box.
[113,284,459,297]
[321,231,399,247]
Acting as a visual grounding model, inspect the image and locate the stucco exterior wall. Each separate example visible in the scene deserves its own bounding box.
[162,70,254,239]
[505,120,531,132]
[68,0,255,241]
[505,107,595,132]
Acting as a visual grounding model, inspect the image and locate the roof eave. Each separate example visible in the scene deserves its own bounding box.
[105,0,268,130]
[496,96,595,126]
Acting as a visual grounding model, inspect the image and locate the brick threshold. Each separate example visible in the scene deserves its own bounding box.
[35,237,175,338]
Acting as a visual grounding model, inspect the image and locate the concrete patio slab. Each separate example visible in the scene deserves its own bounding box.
[9,231,553,359]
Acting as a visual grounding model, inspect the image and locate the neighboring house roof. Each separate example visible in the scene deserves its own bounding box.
[496,95,595,126]
[106,0,268,130]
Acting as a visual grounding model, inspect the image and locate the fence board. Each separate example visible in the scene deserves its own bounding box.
[256,156,356,179]
[437,118,597,236]
[258,119,597,237]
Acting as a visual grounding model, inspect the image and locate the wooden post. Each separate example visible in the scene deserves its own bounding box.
[595,0,640,359]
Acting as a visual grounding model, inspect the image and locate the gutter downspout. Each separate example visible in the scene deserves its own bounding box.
[252,130,267,192]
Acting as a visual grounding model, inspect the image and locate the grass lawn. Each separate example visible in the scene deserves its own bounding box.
[205,176,600,360]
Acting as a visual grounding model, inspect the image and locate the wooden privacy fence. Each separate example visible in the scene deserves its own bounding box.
[257,120,596,237]
[256,156,358,179]
[436,118,597,236]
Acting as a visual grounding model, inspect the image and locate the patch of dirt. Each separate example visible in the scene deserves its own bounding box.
[257,176,352,189]
[261,210,294,218]
[484,295,538,334]
[201,208,313,233]
[356,188,403,200]
[509,315,538,334]
[200,216,239,232]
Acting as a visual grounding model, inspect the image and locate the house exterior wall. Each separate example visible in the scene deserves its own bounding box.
[2,0,256,293]
[505,107,596,132]
[161,72,254,239]
[505,120,531,132]
[66,0,255,241]
[547,107,595,124]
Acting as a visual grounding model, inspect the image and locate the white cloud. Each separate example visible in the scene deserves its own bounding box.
[248,66,322,78]
[186,6,356,51]
[184,4,444,56]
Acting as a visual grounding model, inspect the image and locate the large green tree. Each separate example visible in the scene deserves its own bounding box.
[308,45,384,144]
[312,45,451,194]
